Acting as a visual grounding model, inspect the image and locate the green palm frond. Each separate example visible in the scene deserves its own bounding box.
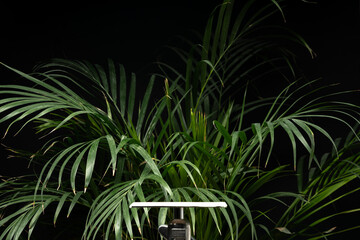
[0,177,89,239]
[275,147,360,238]
[158,0,314,120]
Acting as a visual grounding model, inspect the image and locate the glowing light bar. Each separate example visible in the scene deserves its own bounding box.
[129,202,227,208]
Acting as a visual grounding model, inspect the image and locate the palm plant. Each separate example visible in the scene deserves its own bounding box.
[1,0,360,239]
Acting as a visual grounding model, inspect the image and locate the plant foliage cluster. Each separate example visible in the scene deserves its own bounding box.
[1,0,360,239]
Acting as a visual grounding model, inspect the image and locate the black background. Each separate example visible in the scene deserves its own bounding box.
[1,1,358,83]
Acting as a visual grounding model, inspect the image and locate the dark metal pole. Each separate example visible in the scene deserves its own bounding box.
[174,207,184,220]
